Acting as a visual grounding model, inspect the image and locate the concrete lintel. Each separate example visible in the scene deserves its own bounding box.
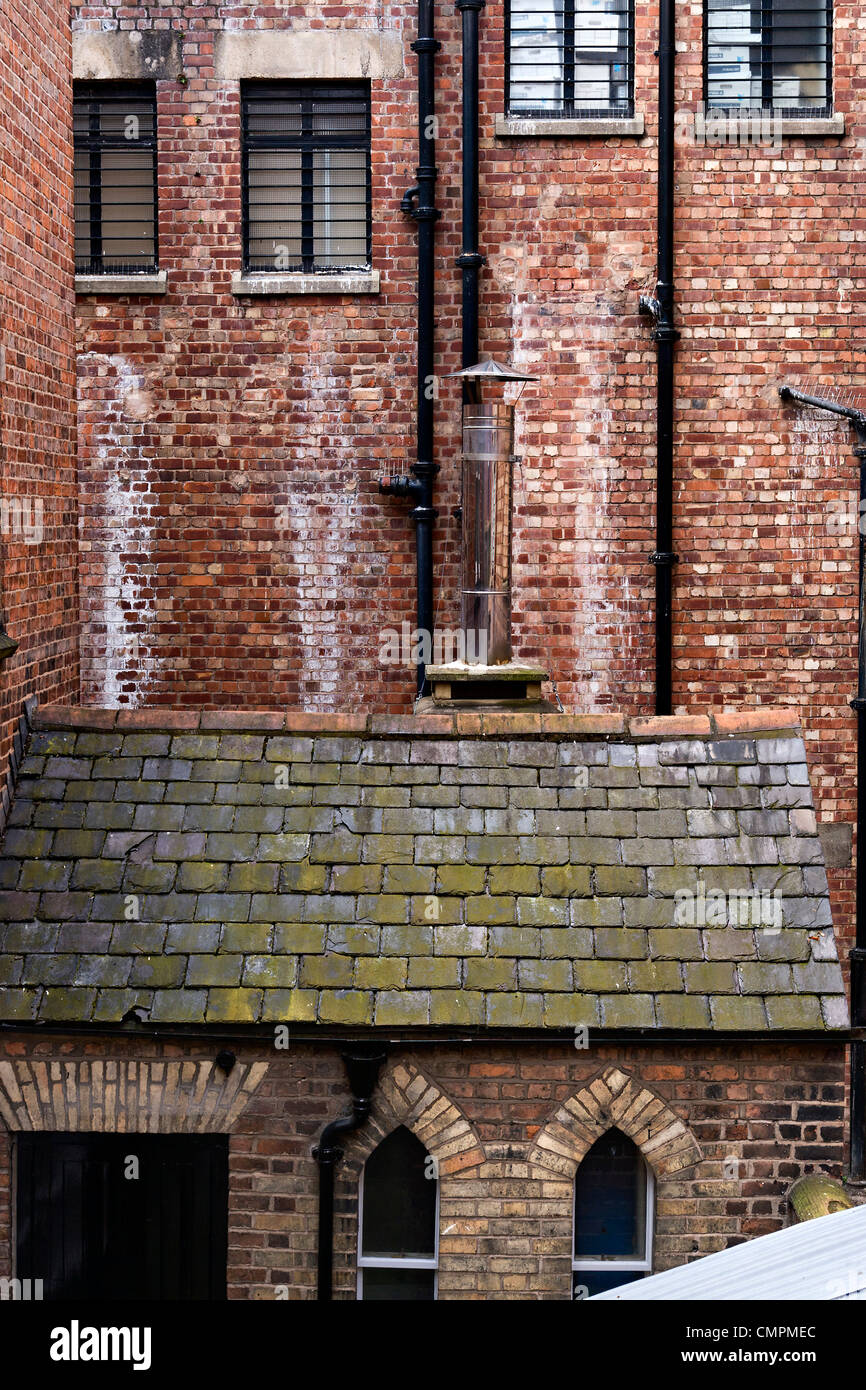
[232,270,379,296]
[214,29,404,81]
[495,114,645,138]
[73,30,183,82]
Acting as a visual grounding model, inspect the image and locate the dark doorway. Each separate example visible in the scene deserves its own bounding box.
[16,1132,228,1300]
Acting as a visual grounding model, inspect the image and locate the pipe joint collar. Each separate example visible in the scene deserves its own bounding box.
[411,35,442,53]
[650,550,679,567]
[312,1144,343,1166]
[456,251,486,269]
[455,0,486,10]
[652,324,681,344]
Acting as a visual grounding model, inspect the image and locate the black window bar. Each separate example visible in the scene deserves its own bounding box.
[705,0,833,114]
[242,82,372,275]
[506,0,634,119]
[73,82,158,275]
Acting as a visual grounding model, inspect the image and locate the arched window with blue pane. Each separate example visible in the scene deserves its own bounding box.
[358,1127,438,1301]
[572,1128,654,1299]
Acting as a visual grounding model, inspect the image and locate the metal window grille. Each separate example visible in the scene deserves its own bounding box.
[506,0,634,119]
[73,83,158,275]
[242,82,371,275]
[705,0,832,113]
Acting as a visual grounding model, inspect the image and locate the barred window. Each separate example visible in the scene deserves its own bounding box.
[507,0,633,118]
[358,1127,438,1301]
[73,83,157,275]
[572,1129,654,1299]
[242,82,371,275]
[705,0,832,112]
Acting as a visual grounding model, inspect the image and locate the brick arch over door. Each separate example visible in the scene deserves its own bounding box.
[528,1064,702,1178]
[0,1058,270,1133]
[333,1060,485,1298]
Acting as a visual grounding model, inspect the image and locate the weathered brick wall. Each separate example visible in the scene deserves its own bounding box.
[69,0,866,958]
[0,1034,847,1298]
[0,0,78,767]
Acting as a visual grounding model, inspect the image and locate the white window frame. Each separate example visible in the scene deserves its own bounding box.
[571,1148,654,1290]
[356,1150,440,1300]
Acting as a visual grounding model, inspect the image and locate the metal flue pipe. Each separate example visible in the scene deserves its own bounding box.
[640,0,679,715]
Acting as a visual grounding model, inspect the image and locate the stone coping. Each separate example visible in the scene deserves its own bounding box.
[33,706,802,739]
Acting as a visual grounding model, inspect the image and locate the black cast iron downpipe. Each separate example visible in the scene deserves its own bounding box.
[381,0,440,696]
[314,1047,386,1301]
[456,0,486,381]
[640,0,679,716]
[779,383,866,1179]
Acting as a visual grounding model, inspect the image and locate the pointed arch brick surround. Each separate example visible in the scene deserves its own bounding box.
[529,1065,702,1177]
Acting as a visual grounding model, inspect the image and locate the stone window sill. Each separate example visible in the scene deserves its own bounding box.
[495,114,645,138]
[75,272,168,296]
[693,113,845,140]
[232,270,380,296]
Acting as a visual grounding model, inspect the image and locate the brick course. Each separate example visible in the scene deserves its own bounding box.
[0,0,78,767]
[0,1035,847,1297]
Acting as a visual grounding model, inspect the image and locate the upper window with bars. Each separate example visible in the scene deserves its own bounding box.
[73,83,158,276]
[507,0,633,119]
[705,0,832,113]
[242,82,371,275]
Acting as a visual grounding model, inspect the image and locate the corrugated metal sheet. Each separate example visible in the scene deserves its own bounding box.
[592,1202,866,1300]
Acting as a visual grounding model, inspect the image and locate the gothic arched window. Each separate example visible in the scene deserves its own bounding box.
[572,1127,654,1299]
[358,1127,438,1300]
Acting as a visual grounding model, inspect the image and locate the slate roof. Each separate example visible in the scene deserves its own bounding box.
[0,705,848,1031]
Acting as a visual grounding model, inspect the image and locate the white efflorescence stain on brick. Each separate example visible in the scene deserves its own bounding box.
[78,353,161,708]
[496,214,645,708]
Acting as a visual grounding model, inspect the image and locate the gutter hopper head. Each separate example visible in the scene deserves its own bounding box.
[447,359,538,383]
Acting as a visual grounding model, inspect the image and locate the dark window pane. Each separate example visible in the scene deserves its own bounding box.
[508,0,633,118]
[573,1269,645,1298]
[72,83,158,275]
[574,1128,646,1260]
[242,82,371,273]
[361,1267,435,1302]
[705,0,832,112]
[361,1126,436,1260]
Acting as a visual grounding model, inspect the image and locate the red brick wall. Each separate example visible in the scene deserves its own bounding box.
[70,4,864,936]
[0,0,78,766]
[0,1035,846,1297]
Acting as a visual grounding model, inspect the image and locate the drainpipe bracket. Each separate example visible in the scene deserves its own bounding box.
[651,324,681,344]
[312,1144,343,1165]
[455,0,486,10]
[380,475,424,502]
[650,551,679,567]
[410,35,442,53]
[850,697,866,712]
[456,251,486,269]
